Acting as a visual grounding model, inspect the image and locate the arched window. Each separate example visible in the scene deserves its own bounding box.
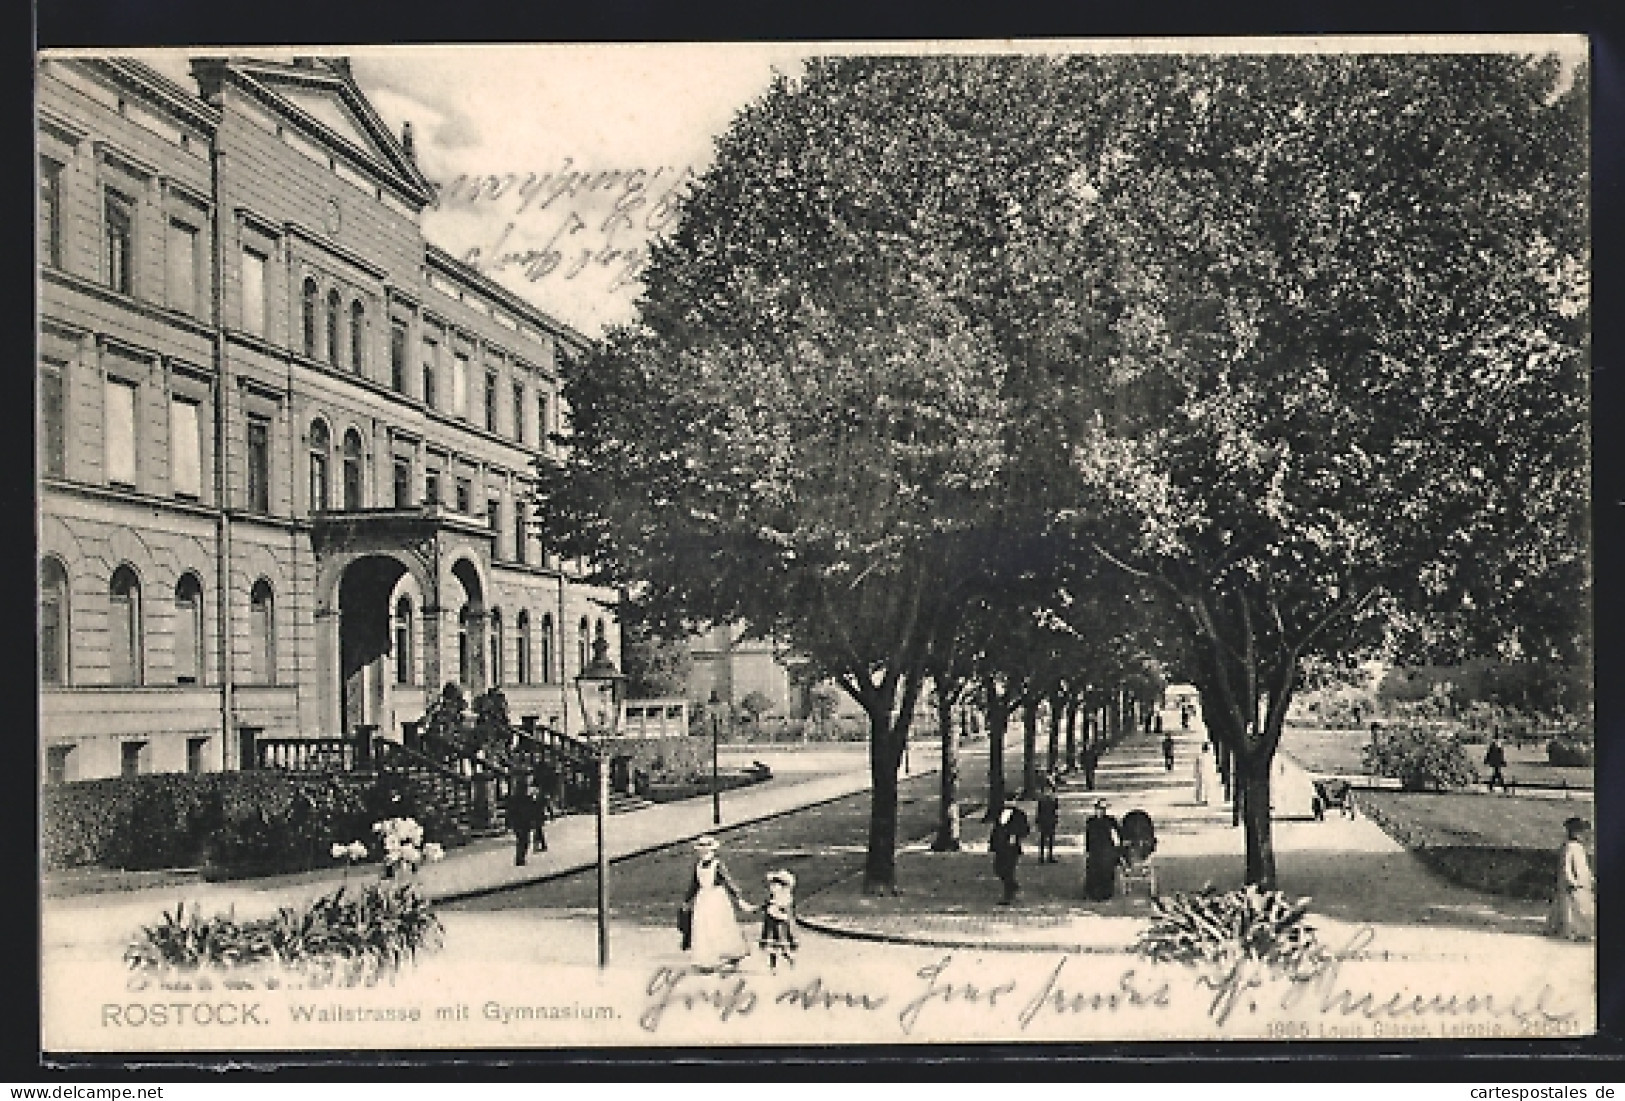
[326,289,342,365]
[540,613,554,684]
[489,608,504,686]
[393,596,413,685]
[308,419,331,512]
[301,278,319,357]
[249,579,275,685]
[577,616,589,673]
[174,573,204,685]
[40,557,69,686]
[458,604,473,687]
[516,610,531,684]
[341,429,364,510]
[349,299,366,373]
[108,565,142,686]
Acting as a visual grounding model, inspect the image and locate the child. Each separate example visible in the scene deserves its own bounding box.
[758,869,799,971]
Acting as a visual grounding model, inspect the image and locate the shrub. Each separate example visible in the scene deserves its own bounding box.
[124,883,444,985]
[1136,886,1325,974]
[1547,739,1594,767]
[1362,725,1478,792]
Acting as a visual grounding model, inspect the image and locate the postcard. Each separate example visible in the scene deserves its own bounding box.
[37,37,1594,1054]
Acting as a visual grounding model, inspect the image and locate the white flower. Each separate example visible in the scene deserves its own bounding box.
[398,844,422,866]
[331,843,349,860]
[347,841,369,861]
[423,843,445,863]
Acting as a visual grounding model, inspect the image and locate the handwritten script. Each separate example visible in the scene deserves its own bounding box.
[433,163,697,292]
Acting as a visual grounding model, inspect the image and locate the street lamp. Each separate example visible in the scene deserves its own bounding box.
[575,635,625,969]
[708,690,723,826]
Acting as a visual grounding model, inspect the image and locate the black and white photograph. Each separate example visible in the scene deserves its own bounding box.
[35,37,1594,1052]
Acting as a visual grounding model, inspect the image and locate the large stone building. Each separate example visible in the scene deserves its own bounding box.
[37,55,620,782]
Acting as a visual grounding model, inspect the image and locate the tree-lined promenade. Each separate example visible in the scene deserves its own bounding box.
[535,53,1589,893]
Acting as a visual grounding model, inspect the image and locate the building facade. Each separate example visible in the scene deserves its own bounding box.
[37,55,619,782]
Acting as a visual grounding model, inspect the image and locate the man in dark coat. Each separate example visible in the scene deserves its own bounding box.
[1083,799,1122,901]
[1082,743,1099,790]
[506,777,537,866]
[1484,738,1509,792]
[1035,779,1061,863]
[1161,731,1176,772]
[990,803,1031,905]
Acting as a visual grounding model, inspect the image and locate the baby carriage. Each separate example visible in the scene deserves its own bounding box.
[1116,809,1158,897]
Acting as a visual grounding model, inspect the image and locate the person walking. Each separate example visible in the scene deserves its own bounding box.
[1548,817,1595,941]
[1035,779,1061,863]
[990,802,1031,905]
[1082,742,1099,791]
[1161,730,1176,772]
[1484,738,1509,793]
[505,776,536,866]
[1193,743,1210,806]
[683,835,753,968]
[533,759,560,821]
[1180,704,1191,731]
[1083,799,1122,901]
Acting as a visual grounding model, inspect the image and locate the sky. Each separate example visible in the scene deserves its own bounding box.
[125,38,1584,338]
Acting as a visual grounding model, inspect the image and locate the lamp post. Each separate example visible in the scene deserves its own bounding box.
[575,635,625,969]
[708,690,722,826]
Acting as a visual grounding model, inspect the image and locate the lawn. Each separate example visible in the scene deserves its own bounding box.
[1356,789,1595,900]
[1280,724,1592,791]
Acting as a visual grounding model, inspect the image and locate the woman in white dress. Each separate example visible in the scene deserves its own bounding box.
[1549,817,1595,941]
[683,835,753,968]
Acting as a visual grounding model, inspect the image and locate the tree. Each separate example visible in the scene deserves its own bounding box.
[620,618,694,699]
[1062,54,1587,886]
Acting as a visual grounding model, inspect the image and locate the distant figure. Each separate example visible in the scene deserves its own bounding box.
[1193,744,1210,805]
[1484,739,1509,793]
[1083,799,1122,901]
[990,803,1031,905]
[757,870,799,972]
[505,777,537,866]
[1153,711,1164,735]
[1549,817,1594,941]
[1181,704,1192,731]
[1082,744,1099,790]
[1161,732,1176,772]
[1036,780,1061,864]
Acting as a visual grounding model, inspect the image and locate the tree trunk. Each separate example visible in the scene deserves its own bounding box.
[1237,751,1277,888]
[1045,691,1062,774]
[1064,700,1078,771]
[932,688,962,852]
[983,696,1011,822]
[1020,698,1040,798]
[863,700,904,893]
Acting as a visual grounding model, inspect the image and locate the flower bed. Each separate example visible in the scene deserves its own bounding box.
[643,771,766,804]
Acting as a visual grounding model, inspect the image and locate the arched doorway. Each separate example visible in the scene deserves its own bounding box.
[338,554,409,736]
[448,556,486,694]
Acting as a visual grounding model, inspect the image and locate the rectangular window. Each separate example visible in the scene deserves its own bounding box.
[537,395,550,447]
[390,322,408,393]
[484,370,499,432]
[187,737,209,775]
[455,477,471,514]
[46,745,74,786]
[174,595,199,685]
[169,397,202,498]
[512,381,526,443]
[105,190,134,295]
[487,498,501,553]
[246,416,270,514]
[41,367,65,478]
[241,249,267,337]
[513,503,527,565]
[167,220,198,316]
[120,742,147,779]
[424,469,440,507]
[452,353,470,418]
[422,339,438,409]
[393,456,412,508]
[40,159,62,268]
[104,378,137,487]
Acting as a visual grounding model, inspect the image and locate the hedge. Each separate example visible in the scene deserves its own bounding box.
[43,770,466,877]
[1547,739,1594,768]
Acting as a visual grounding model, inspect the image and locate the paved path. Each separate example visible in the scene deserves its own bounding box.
[798,712,1575,961]
[41,745,898,955]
